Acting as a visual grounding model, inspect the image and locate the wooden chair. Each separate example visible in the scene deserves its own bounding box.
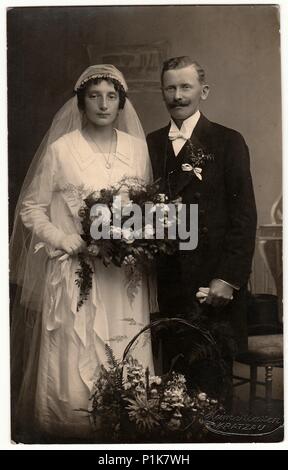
[233,294,283,414]
[234,335,283,414]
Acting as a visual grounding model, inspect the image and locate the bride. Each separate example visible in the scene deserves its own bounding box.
[10,64,156,442]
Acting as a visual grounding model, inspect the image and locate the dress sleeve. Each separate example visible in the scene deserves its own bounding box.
[20,144,66,249]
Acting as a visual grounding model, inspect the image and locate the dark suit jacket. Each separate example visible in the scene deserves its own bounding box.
[147,114,257,351]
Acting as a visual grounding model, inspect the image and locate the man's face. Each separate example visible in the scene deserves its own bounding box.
[84,80,120,127]
[162,65,209,125]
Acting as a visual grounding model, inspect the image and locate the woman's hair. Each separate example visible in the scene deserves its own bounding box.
[161,56,206,85]
[76,76,127,111]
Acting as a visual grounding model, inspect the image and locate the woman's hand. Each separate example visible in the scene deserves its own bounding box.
[59,234,86,256]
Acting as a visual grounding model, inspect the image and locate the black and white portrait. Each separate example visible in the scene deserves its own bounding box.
[6,2,284,447]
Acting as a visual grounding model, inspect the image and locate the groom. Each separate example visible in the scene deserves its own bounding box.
[147,57,257,398]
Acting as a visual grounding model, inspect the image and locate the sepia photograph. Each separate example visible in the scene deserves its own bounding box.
[6,2,284,446]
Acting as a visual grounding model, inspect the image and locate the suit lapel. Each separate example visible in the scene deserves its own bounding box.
[190,114,212,152]
[160,125,170,178]
[167,114,212,197]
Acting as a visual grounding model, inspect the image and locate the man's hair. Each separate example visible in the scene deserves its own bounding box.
[161,56,206,85]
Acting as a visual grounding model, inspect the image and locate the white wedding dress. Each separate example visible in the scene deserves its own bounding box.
[17,129,155,440]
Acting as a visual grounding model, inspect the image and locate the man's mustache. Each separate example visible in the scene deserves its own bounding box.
[169,102,190,109]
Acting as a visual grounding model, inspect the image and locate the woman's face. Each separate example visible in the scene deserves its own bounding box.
[84,80,120,127]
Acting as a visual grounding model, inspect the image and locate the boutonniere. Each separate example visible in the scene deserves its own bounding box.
[181,140,214,181]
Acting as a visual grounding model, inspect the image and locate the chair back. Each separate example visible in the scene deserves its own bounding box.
[247,293,282,335]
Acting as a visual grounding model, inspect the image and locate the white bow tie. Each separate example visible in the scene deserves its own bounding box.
[168,129,191,141]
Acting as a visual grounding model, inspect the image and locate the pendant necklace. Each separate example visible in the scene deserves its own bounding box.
[90,131,115,170]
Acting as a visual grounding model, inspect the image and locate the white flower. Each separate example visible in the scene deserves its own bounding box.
[197,392,208,401]
[110,225,122,238]
[158,193,167,203]
[181,163,193,172]
[124,383,132,390]
[149,376,162,385]
[122,228,135,244]
[160,402,169,410]
[123,255,137,265]
[174,374,186,384]
[87,245,100,256]
[158,203,170,213]
[144,224,154,239]
[133,228,143,239]
[126,396,160,432]
[91,190,101,200]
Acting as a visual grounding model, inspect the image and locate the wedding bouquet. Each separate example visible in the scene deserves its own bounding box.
[75,177,181,309]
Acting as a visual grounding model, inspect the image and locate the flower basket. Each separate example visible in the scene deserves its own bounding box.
[89,317,225,443]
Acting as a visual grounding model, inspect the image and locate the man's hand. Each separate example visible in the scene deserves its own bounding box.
[205,279,234,307]
[59,234,86,256]
[196,287,210,304]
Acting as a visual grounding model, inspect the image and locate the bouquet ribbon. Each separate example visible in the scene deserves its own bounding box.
[43,254,110,398]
